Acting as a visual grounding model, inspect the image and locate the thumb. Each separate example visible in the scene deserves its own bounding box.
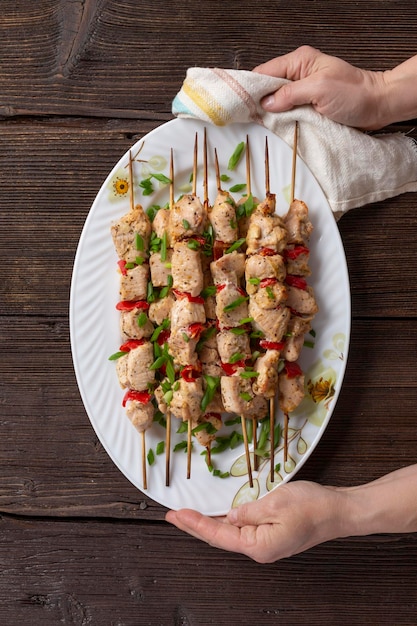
[261,78,319,113]
[227,497,272,527]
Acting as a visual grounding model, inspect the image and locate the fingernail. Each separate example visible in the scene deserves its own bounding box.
[262,95,275,110]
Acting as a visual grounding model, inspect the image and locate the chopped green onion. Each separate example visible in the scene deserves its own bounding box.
[182,219,191,230]
[248,277,260,285]
[201,285,216,299]
[220,174,231,182]
[163,389,173,405]
[229,351,245,364]
[225,238,246,254]
[160,231,168,262]
[151,173,171,184]
[165,359,176,384]
[187,239,201,251]
[230,327,247,335]
[266,286,274,299]
[156,441,165,455]
[239,317,254,325]
[228,141,245,170]
[146,204,160,221]
[135,233,144,251]
[108,351,127,361]
[150,355,168,370]
[147,449,155,465]
[229,183,246,193]
[174,440,189,453]
[240,370,259,379]
[223,295,248,312]
[200,375,220,412]
[137,311,148,328]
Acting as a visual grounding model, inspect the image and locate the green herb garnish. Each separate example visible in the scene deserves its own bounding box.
[228,141,245,170]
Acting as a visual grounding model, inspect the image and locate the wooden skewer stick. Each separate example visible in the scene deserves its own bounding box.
[203,128,213,467]
[245,135,259,472]
[283,121,299,465]
[129,150,146,487]
[290,121,298,203]
[192,131,198,196]
[203,127,209,209]
[264,137,276,482]
[186,132,200,480]
[141,428,148,490]
[241,416,253,489]
[215,142,253,484]
[165,148,175,487]
[128,149,148,489]
[128,149,135,213]
[214,147,221,191]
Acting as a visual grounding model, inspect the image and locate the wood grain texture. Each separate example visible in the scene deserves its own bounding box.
[1,0,417,623]
[0,515,416,626]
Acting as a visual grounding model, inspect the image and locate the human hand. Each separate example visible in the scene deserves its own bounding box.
[165,480,347,563]
[253,45,389,130]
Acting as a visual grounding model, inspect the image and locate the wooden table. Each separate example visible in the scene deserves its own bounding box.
[1,2,416,624]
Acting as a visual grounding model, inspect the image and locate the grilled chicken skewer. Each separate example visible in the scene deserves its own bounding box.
[111,150,155,490]
[279,121,318,463]
[244,137,288,480]
[210,147,268,488]
[161,133,207,480]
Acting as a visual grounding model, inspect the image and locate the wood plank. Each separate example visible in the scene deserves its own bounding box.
[1,121,416,317]
[1,317,416,518]
[1,0,417,118]
[0,515,416,626]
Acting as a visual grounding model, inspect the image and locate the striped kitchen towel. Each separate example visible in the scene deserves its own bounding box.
[172,67,417,216]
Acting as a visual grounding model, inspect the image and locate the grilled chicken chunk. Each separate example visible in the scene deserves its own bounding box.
[170,378,204,422]
[111,204,152,263]
[248,299,290,343]
[148,294,175,326]
[171,241,203,297]
[125,400,154,434]
[115,344,155,392]
[199,345,222,377]
[246,210,288,255]
[192,412,223,448]
[284,199,313,245]
[210,251,245,286]
[245,253,286,295]
[251,281,288,310]
[126,342,155,391]
[217,329,251,364]
[215,283,249,330]
[282,316,312,362]
[120,309,154,341]
[253,349,280,398]
[168,330,200,367]
[286,285,318,317]
[152,207,171,244]
[285,245,311,277]
[170,297,205,332]
[119,263,149,301]
[149,251,173,287]
[279,368,305,414]
[221,376,268,419]
[170,194,205,242]
[208,190,238,244]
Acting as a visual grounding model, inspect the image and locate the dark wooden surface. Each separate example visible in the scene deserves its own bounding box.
[1,1,417,624]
